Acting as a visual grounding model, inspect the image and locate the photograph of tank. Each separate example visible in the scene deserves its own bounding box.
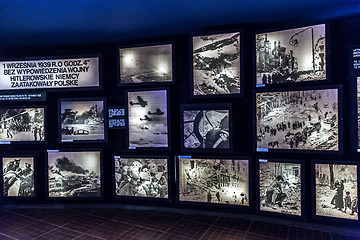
[0,107,45,142]
[256,24,325,85]
[259,161,301,216]
[119,44,173,84]
[3,157,34,197]
[60,100,105,142]
[114,157,168,198]
[315,164,358,220]
[48,151,101,198]
[193,32,240,95]
[128,90,168,148]
[179,158,249,206]
[256,88,338,151]
[183,108,230,149]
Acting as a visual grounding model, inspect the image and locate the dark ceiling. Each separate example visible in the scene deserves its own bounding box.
[1,0,360,51]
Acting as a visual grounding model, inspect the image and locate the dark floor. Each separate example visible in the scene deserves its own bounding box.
[0,206,359,240]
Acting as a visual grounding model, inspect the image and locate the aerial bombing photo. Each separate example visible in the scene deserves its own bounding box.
[183,109,230,149]
[179,158,249,206]
[60,100,105,141]
[256,24,326,85]
[256,89,338,151]
[0,108,45,142]
[48,151,101,198]
[316,164,358,220]
[128,90,168,148]
[193,32,240,95]
[259,161,301,216]
[120,44,172,84]
[114,157,168,198]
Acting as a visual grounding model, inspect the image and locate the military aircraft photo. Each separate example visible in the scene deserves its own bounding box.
[129,96,148,107]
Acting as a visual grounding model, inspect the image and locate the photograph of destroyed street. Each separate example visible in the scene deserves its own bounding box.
[119,44,173,84]
[256,88,338,151]
[0,107,45,142]
[256,24,325,85]
[60,100,105,142]
[316,164,358,220]
[179,158,249,206]
[193,32,240,95]
[114,157,168,198]
[259,161,302,216]
[48,151,101,198]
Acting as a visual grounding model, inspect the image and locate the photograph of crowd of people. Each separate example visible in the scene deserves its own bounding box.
[183,108,230,149]
[3,157,34,197]
[48,151,101,198]
[0,107,45,142]
[114,157,168,198]
[128,90,168,148]
[256,24,325,85]
[119,44,173,84]
[256,89,339,151]
[60,100,105,142]
[179,158,249,206]
[193,32,240,95]
[259,161,302,216]
[315,164,358,220]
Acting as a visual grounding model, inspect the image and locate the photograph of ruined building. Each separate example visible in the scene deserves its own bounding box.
[256,24,325,85]
[259,161,301,216]
[179,158,249,206]
[256,88,338,151]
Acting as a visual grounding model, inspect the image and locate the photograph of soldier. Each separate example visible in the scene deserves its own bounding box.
[119,44,173,84]
[256,24,325,85]
[193,32,240,95]
[183,108,230,149]
[259,161,301,216]
[0,107,45,142]
[114,157,168,198]
[128,90,168,148]
[256,89,338,151]
[48,151,101,198]
[60,100,105,142]
[3,157,34,197]
[315,164,358,220]
[179,158,249,206]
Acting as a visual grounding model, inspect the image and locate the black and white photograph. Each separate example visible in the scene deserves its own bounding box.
[183,107,230,149]
[48,151,101,198]
[60,99,105,142]
[114,157,168,198]
[315,164,358,220]
[0,107,45,142]
[259,161,302,216]
[357,76,360,149]
[3,157,34,197]
[127,90,168,148]
[119,44,173,84]
[193,32,241,95]
[256,88,339,151]
[256,24,326,85]
[179,158,249,206]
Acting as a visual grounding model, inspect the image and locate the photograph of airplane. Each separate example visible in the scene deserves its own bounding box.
[129,96,148,107]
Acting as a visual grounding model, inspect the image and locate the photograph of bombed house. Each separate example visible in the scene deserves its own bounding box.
[256,88,339,151]
[315,164,358,220]
[256,24,325,85]
[0,107,45,142]
[3,157,34,197]
[60,100,105,142]
[259,161,302,216]
[193,32,241,95]
[48,151,101,198]
[119,44,173,84]
[182,107,230,149]
[179,158,249,206]
[128,90,168,148]
[114,157,168,198]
